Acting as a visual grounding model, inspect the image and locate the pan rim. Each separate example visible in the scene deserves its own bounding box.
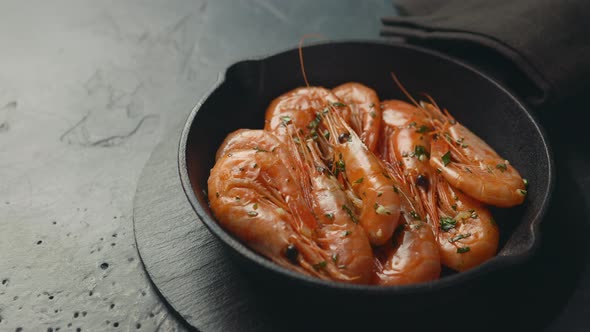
[178,39,555,294]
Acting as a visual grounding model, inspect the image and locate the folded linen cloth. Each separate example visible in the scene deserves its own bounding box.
[381,0,590,107]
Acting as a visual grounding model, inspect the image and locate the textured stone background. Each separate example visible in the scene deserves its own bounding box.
[0,1,392,330]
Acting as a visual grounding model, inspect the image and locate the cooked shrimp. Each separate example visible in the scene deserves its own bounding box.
[264,87,351,141]
[209,148,352,280]
[380,100,439,230]
[375,220,441,285]
[436,177,499,271]
[322,109,401,246]
[215,129,290,162]
[287,133,374,283]
[387,73,525,206]
[374,139,440,285]
[428,108,526,207]
[333,83,381,152]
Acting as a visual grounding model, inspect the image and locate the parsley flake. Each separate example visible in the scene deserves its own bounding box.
[312,261,327,270]
[342,205,358,223]
[457,247,471,254]
[280,115,292,125]
[374,203,391,215]
[416,125,430,133]
[441,151,452,166]
[440,217,457,231]
[449,233,472,243]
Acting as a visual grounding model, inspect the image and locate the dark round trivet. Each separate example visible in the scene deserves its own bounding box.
[134,125,589,332]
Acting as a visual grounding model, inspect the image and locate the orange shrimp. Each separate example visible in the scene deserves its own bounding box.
[426,102,526,207]
[209,146,352,281]
[382,76,502,271]
[215,129,290,162]
[435,177,499,271]
[322,109,401,246]
[380,100,439,230]
[264,87,351,141]
[287,133,374,283]
[332,83,382,152]
[375,220,441,285]
[374,186,441,285]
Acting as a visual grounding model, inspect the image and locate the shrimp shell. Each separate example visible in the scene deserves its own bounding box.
[333,83,382,152]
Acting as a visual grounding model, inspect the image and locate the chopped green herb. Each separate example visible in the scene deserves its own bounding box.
[215,192,220,198]
[451,204,457,211]
[370,110,376,118]
[414,145,430,161]
[307,113,322,129]
[253,203,258,210]
[377,192,383,197]
[253,163,258,168]
[325,213,334,219]
[469,210,478,219]
[334,159,346,176]
[440,217,457,231]
[461,144,469,148]
[402,152,409,158]
[323,131,330,139]
[332,253,338,264]
[239,167,244,171]
[449,233,472,243]
[338,265,347,269]
[253,146,268,153]
[464,167,472,173]
[354,177,364,184]
[457,247,471,254]
[342,230,352,237]
[247,211,258,217]
[369,103,375,108]
[486,166,493,173]
[312,261,327,270]
[518,189,528,196]
[444,133,453,142]
[393,186,399,193]
[523,178,529,187]
[280,115,292,125]
[342,205,358,223]
[416,125,430,133]
[408,121,417,128]
[409,211,421,220]
[496,163,507,172]
[374,203,392,215]
[437,168,442,173]
[332,102,346,107]
[442,151,452,166]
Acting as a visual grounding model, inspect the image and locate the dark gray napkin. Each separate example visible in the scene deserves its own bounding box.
[381,0,590,107]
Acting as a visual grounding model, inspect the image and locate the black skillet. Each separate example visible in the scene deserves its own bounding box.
[178,40,554,313]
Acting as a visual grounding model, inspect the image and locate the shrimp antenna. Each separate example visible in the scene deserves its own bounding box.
[421,93,441,112]
[298,34,324,87]
[390,72,421,109]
